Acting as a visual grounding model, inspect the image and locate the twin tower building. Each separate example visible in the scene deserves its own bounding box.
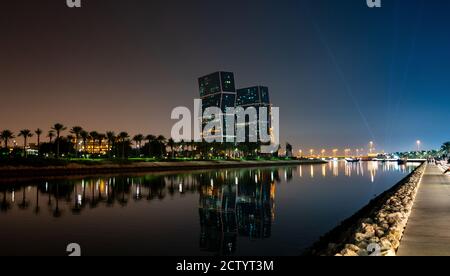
[198,71,272,143]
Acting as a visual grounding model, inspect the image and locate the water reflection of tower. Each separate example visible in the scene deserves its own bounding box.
[198,170,277,255]
[198,173,238,255]
[236,170,275,240]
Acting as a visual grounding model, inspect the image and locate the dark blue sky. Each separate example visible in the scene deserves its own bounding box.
[1,0,449,152]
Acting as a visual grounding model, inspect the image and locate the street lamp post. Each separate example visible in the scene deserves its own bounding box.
[333,149,338,158]
[369,141,374,154]
[345,149,351,157]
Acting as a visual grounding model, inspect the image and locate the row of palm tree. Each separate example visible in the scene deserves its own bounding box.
[64,126,170,159]
[1,124,68,157]
[1,129,41,158]
[394,142,450,160]
[442,142,450,156]
[1,123,275,160]
[0,124,173,159]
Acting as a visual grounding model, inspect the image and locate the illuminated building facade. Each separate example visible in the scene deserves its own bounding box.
[199,71,237,140]
[198,72,272,144]
[77,140,110,155]
[236,86,271,143]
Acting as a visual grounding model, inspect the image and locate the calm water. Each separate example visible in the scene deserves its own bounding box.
[0,161,420,256]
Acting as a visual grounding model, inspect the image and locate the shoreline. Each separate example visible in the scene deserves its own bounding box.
[0,159,326,182]
[304,162,426,256]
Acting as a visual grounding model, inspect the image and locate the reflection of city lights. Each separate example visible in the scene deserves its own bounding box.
[210,179,214,187]
[255,175,258,184]
[11,190,15,203]
[345,163,352,177]
[235,177,239,185]
[310,165,314,178]
[179,183,183,193]
[77,194,82,205]
[271,172,274,182]
[333,161,338,177]
[367,161,378,182]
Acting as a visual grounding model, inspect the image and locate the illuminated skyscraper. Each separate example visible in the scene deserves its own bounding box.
[236,86,271,142]
[198,73,272,144]
[199,72,237,140]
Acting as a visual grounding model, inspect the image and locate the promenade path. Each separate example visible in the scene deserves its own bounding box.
[398,164,450,256]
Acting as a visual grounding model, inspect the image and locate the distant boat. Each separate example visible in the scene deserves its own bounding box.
[345,158,361,163]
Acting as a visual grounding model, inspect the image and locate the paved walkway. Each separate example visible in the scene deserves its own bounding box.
[398,164,450,256]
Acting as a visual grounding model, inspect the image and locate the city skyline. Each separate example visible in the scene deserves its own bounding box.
[1,0,449,153]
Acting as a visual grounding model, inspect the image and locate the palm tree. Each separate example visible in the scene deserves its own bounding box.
[97,134,106,155]
[145,135,156,157]
[89,131,99,155]
[106,131,116,158]
[0,130,14,149]
[189,141,196,158]
[70,126,83,157]
[80,130,89,155]
[156,135,167,158]
[118,132,129,159]
[180,139,186,158]
[47,130,55,143]
[67,135,75,151]
[18,129,33,158]
[167,138,175,159]
[35,129,43,155]
[51,123,67,157]
[442,142,450,155]
[133,134,144,156]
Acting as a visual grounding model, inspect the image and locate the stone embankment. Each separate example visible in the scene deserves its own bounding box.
[307,163,426,256]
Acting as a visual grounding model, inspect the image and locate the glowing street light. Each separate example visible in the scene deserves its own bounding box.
[344,149,351,157]
[416,140,421,152]
[369,141,374,154]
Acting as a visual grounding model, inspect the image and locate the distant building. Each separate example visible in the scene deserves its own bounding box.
[236,86,270,107]
[69,137,110,155]
[198,73,272,145]
[236,86,271,142]
[199,72,237,141]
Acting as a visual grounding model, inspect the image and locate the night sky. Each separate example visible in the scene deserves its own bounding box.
[1,0,449,153]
